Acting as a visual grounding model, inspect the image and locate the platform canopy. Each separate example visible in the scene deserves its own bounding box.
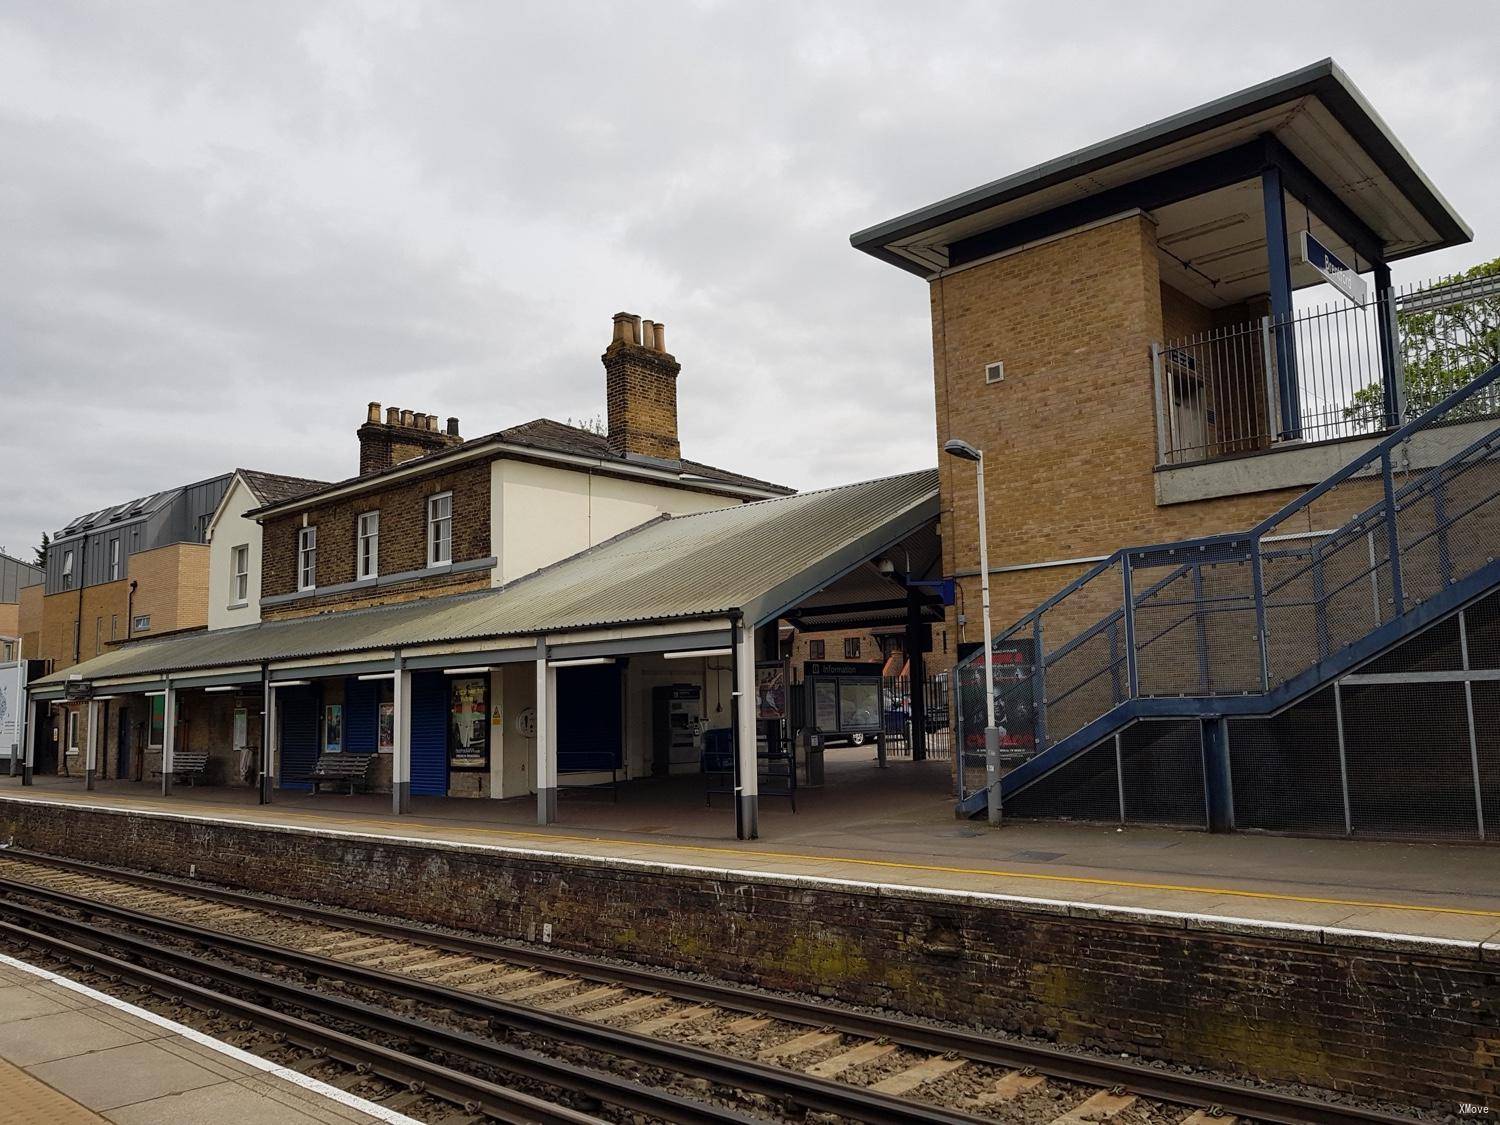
[32,469,940,694]
[851,58,1471,295]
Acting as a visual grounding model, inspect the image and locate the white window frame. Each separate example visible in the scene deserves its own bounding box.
[298,526,318,591]
[427,492,452,567]
[231,544,250,603]
[357,512,380,580]
[133,614,151,633]
[61,549,75,589]
[66,710,78,753]
[108,538,121,581]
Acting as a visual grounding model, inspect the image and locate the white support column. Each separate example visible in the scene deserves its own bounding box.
[160,680,177,796]
[734,619,759,839]
[84,699,99,791]
[392,658,412,814]
[260,670,275,804]
[536,642,557,824]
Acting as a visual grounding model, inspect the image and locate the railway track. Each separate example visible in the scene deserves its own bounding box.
[0,849,1426,1125]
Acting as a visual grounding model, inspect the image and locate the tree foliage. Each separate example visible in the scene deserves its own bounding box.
[33,533,48,568]
[1343,257,1500,427]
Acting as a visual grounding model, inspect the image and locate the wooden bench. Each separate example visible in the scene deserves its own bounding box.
[558,751,619,801]
[303,752,375,795]
[152,751,209,786]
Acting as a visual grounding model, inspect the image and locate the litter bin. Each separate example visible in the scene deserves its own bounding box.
[801,728,825,788]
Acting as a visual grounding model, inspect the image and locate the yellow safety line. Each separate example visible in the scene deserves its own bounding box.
[21,790,1500,922]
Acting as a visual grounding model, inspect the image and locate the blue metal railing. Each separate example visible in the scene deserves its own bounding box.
[955,361,1500,804]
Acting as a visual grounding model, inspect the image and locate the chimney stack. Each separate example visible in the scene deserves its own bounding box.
[603,311,681,462]
[357,404,464,476]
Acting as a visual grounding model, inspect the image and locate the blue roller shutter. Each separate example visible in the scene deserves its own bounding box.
[343,677,378,754]
[410,671,448,796]
[558,664,622,770]
[278,684,321,790]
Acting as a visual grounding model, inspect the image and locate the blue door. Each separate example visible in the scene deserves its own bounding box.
[410,671,448,796]
[278,684,321,791]
[343,677,379,755]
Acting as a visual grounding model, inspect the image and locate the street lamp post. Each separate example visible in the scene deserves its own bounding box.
[943,438,1001,826]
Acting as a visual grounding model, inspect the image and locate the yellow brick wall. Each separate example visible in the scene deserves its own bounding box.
[123,542,211,639]
[931,213,1386,643]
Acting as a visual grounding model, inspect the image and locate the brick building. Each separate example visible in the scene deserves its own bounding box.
[853,60,1500,839]
[0,553,43,664]
[27,474,232,779]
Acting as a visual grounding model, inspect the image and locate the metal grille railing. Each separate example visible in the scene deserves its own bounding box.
[957,359,1500,792]
[1154,271,1500,465]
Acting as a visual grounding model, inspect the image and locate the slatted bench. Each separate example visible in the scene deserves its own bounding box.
[558,752,620,801]
[303,753,375,795]
[152,751,209,786]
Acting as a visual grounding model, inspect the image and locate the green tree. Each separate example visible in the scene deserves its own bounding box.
[1343,256,1500,427]
[33,532,48,568]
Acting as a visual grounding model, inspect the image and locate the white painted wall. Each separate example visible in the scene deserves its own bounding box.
[490,460,732,586]
[206,476,263,631]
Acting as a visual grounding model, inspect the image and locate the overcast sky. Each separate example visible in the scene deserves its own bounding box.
[2,1,1497,559]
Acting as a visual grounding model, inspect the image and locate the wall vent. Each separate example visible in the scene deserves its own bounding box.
[984,361,1005,384]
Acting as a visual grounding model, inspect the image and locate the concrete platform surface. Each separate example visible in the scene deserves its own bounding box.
[2,756,1498,948]
[0,953,415,1124]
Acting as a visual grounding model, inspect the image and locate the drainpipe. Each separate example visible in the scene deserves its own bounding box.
[126,580,138,641]
[72,535,88,665]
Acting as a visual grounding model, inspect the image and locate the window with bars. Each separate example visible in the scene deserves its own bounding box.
[298,526,317,591]
[427,493,452,567]
[358,512,380,580]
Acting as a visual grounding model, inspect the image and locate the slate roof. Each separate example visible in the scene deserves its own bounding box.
[238,469,333,507]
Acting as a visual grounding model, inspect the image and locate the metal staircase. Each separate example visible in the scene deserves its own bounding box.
[955,361,1500,821]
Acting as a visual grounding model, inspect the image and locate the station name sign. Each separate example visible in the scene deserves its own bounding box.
[65,679,94,700]
[1300,231,1368,306]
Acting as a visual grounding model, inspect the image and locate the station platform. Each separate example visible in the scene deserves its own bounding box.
[1,751,1497,950]
[0,952,409,1124]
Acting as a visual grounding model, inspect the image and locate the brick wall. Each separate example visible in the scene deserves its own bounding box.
[129,543,210,636]
[261,460,490,618]
[18,584,41,662]
[932,214,1386,639]
[0,798,1489,1110]
[36,580,129,670]
[604,336,682,461]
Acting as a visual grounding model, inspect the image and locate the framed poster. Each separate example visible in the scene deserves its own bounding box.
[449,676,488,770]
[377,702,394,753]
[324,704,343,753]
[755,662,787,721]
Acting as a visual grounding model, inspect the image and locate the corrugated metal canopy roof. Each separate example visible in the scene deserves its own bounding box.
[37,469,939,687]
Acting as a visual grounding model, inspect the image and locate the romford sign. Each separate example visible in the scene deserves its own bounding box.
[1301,231,1368,306]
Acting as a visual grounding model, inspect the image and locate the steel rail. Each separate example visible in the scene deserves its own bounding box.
[0,850,1429,1125]
[0,916,609,1125]
[0,883,985,1125]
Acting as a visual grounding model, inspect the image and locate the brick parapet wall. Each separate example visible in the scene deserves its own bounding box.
[0,797,1489,1110]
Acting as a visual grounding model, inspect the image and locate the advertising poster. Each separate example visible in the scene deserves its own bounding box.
[961,639,1037,754]
[324,704,343,753]
[377,702,395,753]
[449,676,488,770]
[0,662,20,760]
[755,662,787,720]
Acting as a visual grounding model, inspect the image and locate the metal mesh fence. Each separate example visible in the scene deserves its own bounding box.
[1361,615,1462,674]
[1468,592,1500,669]
[1341,682,1479,839]
[1004,739,1120,822]
[1228,689,1347,835]
[1119,721,1206,827]
[1473,683,1500,838]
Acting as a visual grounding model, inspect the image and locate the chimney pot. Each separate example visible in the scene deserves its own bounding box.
[426,414,438,432]
[641,320,657,350]
[386,406,399,425]
[399,409,413,427]
[612,312,633,345]
[653,322,666,353]
[447,416,460,437]
[367,401,382,423]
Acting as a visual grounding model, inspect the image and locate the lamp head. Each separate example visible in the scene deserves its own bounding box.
[943,438,982,462]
